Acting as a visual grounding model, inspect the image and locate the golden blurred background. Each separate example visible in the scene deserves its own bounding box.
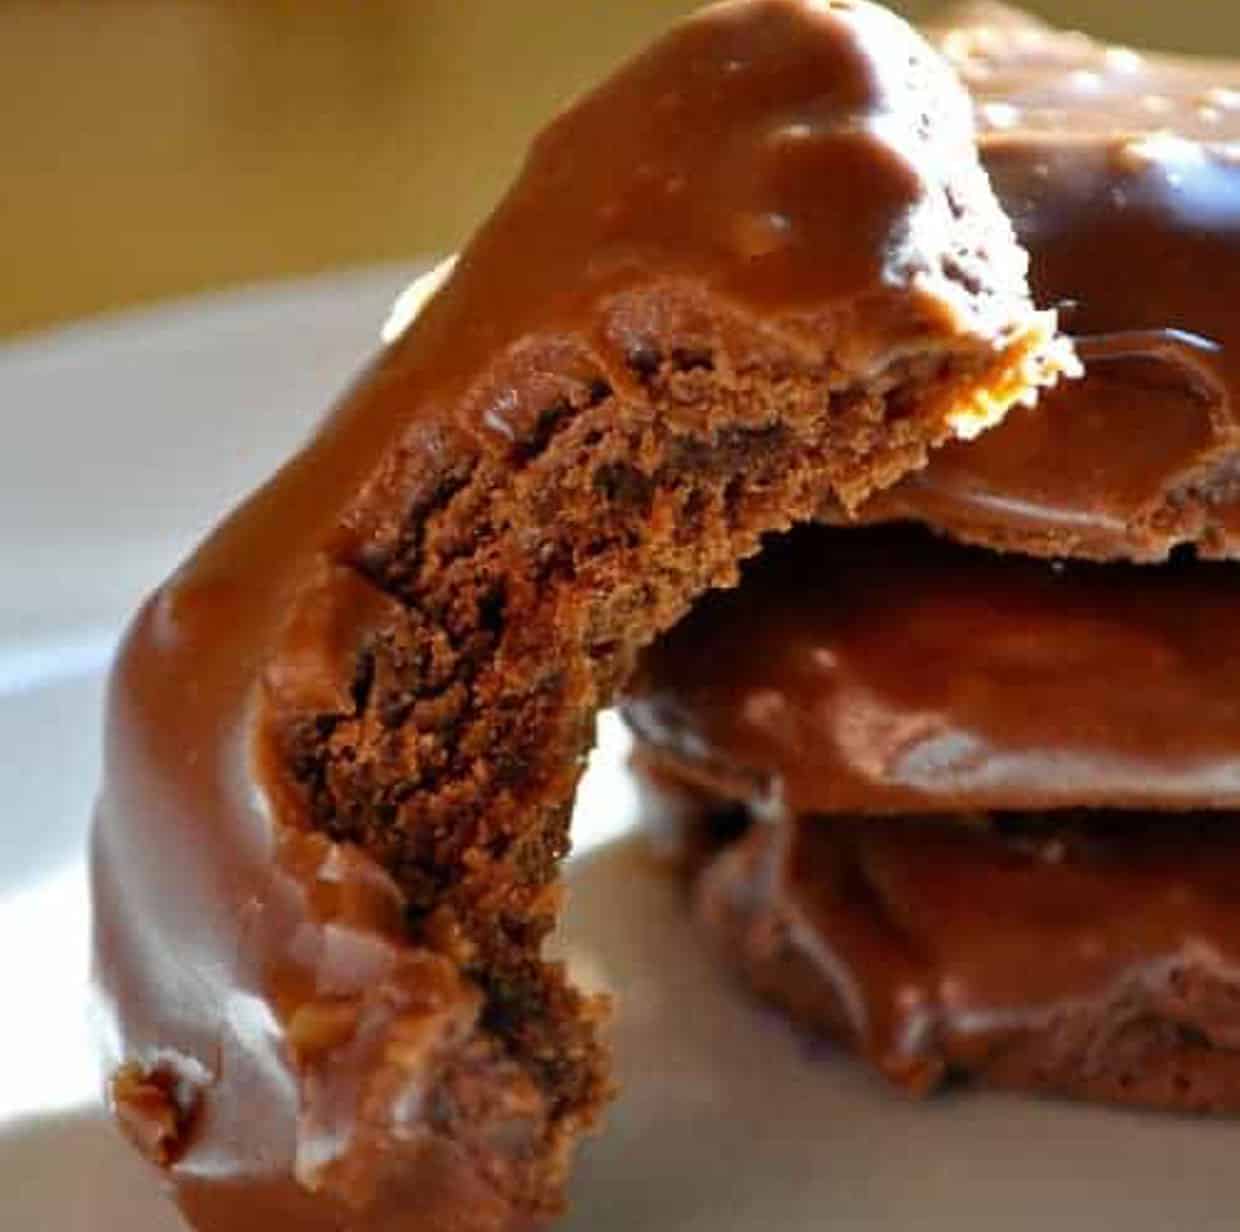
[5,0,1238,339]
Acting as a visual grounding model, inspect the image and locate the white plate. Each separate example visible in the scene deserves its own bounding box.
[3,269,1239,1231]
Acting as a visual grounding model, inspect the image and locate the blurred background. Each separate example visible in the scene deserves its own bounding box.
[5,0,1239,340]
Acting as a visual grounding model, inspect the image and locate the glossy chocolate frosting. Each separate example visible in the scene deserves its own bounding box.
[704,811,1240,1101]
[851,3,1240,560]
[626,524,1240,814]
[91,2,1057,1228]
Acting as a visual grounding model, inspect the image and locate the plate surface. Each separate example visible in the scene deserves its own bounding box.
[3,269,1239,1231]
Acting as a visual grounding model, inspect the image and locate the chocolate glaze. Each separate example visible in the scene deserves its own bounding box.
[850,4,1240,560]
[626,524,1240,814]
[91,3,1054,1228]
[702,811,1240,1104]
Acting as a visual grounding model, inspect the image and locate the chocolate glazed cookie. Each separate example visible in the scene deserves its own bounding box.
[90,2,1066,1230]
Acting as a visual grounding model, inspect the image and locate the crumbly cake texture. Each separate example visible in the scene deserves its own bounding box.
[261,255,1045,1214]
[93,2,1067,1228]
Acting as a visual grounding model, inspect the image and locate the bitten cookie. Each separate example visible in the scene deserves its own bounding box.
[92,2,1063,1229]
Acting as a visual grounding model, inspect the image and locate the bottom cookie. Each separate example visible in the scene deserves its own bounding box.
[640,758,1240,1113]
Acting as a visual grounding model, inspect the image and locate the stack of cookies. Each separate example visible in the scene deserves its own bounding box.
[624,2,1240,1113]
